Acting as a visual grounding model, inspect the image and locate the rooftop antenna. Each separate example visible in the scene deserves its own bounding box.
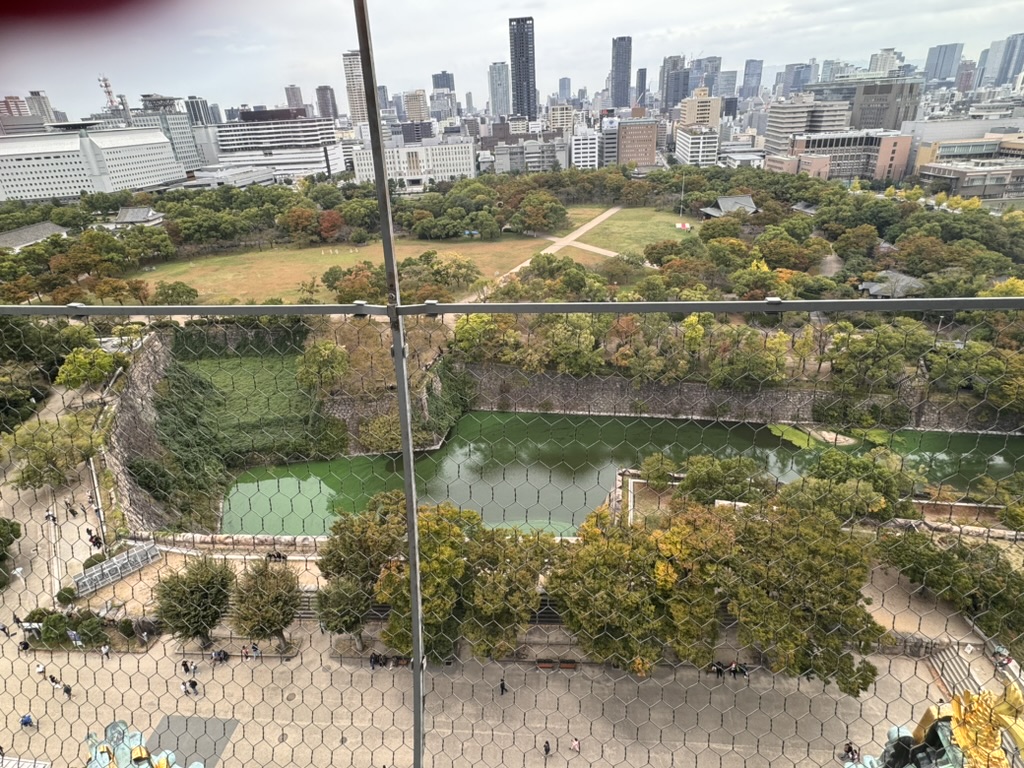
[98,75,118,110]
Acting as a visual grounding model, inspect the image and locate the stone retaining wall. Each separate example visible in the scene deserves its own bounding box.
[104,333,176,531]
[462,363,1021,433]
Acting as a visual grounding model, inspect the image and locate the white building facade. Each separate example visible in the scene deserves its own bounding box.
[352,139,476,193]
[570,128,600,169]
[675,125,720,167]
[196,118,344,179]
[0,127,186,201]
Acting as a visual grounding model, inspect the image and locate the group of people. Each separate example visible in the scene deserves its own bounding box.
[542,738,581,757]
[369,652,392,670]
[32,663,72,699]
[841,742,861,762]
[709,660,750,680]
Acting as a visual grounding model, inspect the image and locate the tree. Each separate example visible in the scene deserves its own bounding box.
[508,191,568,234]
[154,557,235,647]
[3,411,98,489]
[640,452,676,492]
[153,280,199,305]
[231,560,301,652]
[296,341,349,394]
[674,455,774,504]
[463,530,554,658]
[55,348,116,390]
[698,216,743,243]
[317,575,371,650]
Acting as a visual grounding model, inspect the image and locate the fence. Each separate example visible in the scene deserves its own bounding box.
[72,541,160,597]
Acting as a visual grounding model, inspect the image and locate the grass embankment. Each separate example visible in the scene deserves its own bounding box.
[577,208,702,254]
[181,356,309,458]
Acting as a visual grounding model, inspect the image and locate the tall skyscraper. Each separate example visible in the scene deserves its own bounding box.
[924,43,964,81]
[659,55,686,110]
[509,17,537,120]
[432,71,455,91]
[489,61,512,117]
[782,63,813,96]
[465,92,474,113]
[690,57,722,97]
[284,84,304,110]
[377,85,389,108]
[664,68,690,110]
[209,103,223,124]
[635,68,647,106]
[25,90,55,123]
[558,77,572,103]
[610,36,633,108]
[342,51,368,123]
[996,33,1024,86]
[184,95,213,125]
[315,86,339,120]
[740,60,763,99]
[716,71,737,98]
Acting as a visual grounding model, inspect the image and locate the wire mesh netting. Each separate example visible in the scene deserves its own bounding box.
[0,304,1023,768]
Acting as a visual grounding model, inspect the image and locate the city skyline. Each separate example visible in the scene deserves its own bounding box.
[1,0,1023,120]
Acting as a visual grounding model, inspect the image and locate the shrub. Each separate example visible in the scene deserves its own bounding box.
[41,613,70,644]
[127,458,176,502]
[117,618,135,638]
[82,553,108,570]
[77,617,108,646]
[25,607,55,623]
[56,586,77,606]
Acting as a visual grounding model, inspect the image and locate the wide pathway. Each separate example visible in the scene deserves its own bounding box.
[540,207,622,257]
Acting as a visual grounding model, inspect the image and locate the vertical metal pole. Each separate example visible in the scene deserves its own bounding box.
[351,3,426,767]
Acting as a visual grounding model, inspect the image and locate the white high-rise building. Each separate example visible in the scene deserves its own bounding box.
[343,51,368,124]
[868,48,904,74]
[25,91,56,123]
[0,97,30,117]
[570,127,599,169]
[0,126,186,201]
[131,113,203,171]
[488,62,512,117]
[404,90,430,122]
[284,84,304,110]
[674,124,719,167]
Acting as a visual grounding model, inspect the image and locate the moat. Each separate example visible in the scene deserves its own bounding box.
[222,412,1024,536]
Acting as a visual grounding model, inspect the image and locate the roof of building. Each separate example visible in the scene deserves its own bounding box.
[790,202,819,216]
[700,194,759,218]
[113,207,162,224]
[858,270,925,298]
[0,222,68,251]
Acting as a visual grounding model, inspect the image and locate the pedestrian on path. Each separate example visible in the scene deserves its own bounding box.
[13,614,21,628]
[188,679,199,696]
[62,683,72,699]
[242,647,250,662]
[570,738,580,753]
[543,741,551,758]
[142,631,149,645]
[180,682,190,697]
[500,677,507,696]
[19,714,34,729]
[17,641,29,654]
[101,644,110,662]
[181,660,190,675]
[251,643,261,660]
[35,663,44,676]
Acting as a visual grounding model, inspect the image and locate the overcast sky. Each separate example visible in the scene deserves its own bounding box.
[1,0,1023,119]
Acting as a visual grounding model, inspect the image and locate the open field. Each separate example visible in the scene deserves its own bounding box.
[124,207,691,304]
[128,236,553,304]
[577,207,702,254]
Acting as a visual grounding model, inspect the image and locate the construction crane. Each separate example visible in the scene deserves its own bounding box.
[97,75,118,110]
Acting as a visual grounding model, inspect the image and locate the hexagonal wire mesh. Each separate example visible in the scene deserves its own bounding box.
[1,300,1024,768]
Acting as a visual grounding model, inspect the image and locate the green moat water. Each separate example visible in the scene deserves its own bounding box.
[222,411,1024,536]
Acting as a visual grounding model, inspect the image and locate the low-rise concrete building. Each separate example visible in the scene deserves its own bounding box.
[0,221,68,252]
[764,154,831,179]
[917,158,1024,204]
[675,125,719,167]
[785,129,911,181]
[352,137,476,192]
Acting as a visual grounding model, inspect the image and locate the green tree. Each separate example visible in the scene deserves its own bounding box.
[640,452,676,492]
[317,575,371,650]
[3,411,98,489]
[154,557,235,647]
[55,348,116,390]
[231,560,302,652]
[508,191,568,234]
[296,341,349,394]
[463,530,554,658]
[153,280,199,305]
[674,455,774,504]
[698,216,743,243]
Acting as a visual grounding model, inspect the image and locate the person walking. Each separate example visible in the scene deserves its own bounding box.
[543,741,551,758]
[181,660,190,675]
[180,682,190,697]
[12,614,21,629]
[19,714,34,729]
[101,644,110,663]
[251,643,261,660]
[35,662,45,677]
[570,738,580,753]
[63,683,72,699]
[242,647,250,662]
[188,679,199,696]
[500,677,507,696]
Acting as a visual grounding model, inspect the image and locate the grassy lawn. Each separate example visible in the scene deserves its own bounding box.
[128,235,557,304]
[560,205,609,233]
[554,246,614,268]
[182,356,310,454]
[576,208,701,255]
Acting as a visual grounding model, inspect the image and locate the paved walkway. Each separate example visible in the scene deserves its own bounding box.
[540,207,622,257]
